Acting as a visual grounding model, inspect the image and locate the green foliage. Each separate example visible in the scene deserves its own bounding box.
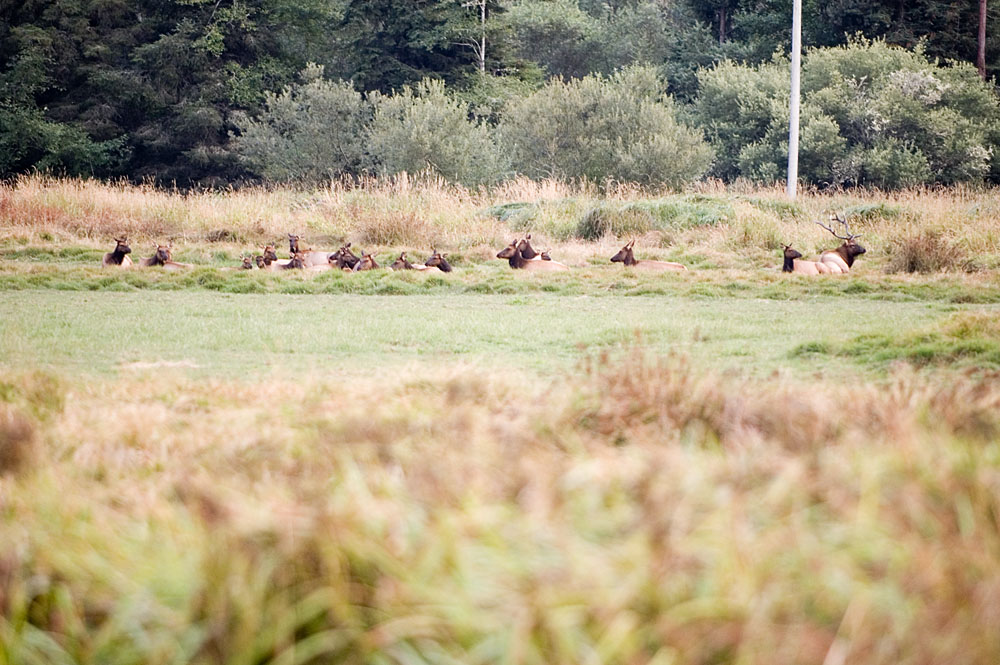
[367,79,505,186]
[694,38,1000,188]
[500,65,713,188]
[504,0,602,79]
[232,64,371,183]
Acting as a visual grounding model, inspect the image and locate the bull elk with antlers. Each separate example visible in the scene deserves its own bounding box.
[815,212,866,273]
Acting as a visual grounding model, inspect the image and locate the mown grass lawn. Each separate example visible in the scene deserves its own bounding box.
[2,290,985,378]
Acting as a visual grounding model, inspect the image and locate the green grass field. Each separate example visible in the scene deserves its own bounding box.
[2,291,994,378]
[3,179,1000,665]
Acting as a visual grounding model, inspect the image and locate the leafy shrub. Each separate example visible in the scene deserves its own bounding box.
[500,65,713,189]
[231,64,371,183]
[367,79,505,187]
[693,38,1000,188]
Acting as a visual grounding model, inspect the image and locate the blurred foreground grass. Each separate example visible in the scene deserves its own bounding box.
[3,344,1000,664]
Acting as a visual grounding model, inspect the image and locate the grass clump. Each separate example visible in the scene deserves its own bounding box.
[576,204,655,240]
[792,310,1000,369]
[0,405,36,476]
[576,196,734,240]
[885,229,972,273]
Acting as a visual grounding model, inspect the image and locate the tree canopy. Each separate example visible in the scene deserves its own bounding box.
[2,0,998,187]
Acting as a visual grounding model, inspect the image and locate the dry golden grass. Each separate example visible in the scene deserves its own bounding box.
[3,347,1000,663]
[4,175,999,276]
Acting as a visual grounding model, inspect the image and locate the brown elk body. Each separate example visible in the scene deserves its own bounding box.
[102,237,133,267]
[782,245,832,275]
[497,240,569,271]
[140,244,193,269]
[328,244,361,271]
[352,252,379,271]
[610,240,687,272]
[288,234,333,267]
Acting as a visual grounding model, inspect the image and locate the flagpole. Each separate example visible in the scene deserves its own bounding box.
[787,0,801,199]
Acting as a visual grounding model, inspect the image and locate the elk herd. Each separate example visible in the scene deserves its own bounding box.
[102,214,866,276]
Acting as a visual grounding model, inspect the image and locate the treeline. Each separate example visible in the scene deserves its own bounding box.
[2,0,998,189]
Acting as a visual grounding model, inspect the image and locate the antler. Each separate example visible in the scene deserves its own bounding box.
[815,212,860,240]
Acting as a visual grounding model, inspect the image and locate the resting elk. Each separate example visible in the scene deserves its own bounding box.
[389,251,442,272]
[497,239,568,271]
[328,243,361,271]
[423,249,452,272]
[352,251,379,271]
[139,243,192,270]
[102,236,132,267]
[610,240,686,271]
[782,245,833,274]
[815,213,866,273]
[287,234,333,268]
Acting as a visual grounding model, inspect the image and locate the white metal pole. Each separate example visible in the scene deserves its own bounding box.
[787,0,801,199]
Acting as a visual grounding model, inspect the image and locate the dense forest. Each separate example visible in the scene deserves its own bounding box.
[2,0,998,189]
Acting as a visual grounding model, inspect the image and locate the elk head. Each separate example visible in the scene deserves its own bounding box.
[496,239,519,260]
[816,212,866,265]
[114,236,132,255]
[610,240,636,264]
[517,233,539,259]
[287,234,300,254]
[782,244,802,272]
[240,255,253,269]
[390,252,413,270]
[153,244,171,264]
[262,245,279,263]
[254,255,266,269]
[425,249,452,271]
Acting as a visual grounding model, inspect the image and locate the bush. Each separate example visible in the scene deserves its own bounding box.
[231,64,371,183]
[367,79,505,187]
[693,38,1000,188]
[500,65,713,189]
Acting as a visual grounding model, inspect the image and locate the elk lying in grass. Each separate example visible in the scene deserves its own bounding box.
[352,251,379,272]
[223,255,255,270]
[782,245,834,274]
[288,234,333,268]
[610,240,687,272]
[497,239,569,271]
[423,249,452,272]
[102,236,132,267]
[329,243,361,271]
[139,244,192,270]
[815,213,866,273]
